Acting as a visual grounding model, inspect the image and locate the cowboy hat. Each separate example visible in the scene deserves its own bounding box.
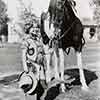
[18,71,38,95]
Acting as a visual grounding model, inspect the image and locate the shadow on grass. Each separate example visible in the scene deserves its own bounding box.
[0,74,20,85]
[64,68,98,86]
[0,69,98,100]
[43,68,98,100]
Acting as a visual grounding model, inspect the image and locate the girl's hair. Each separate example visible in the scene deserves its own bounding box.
[24,23,33,34]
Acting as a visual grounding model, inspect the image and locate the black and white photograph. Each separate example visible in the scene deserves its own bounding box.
[0,0,100,100]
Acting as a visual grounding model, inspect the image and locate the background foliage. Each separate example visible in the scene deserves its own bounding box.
[0,0,8,36]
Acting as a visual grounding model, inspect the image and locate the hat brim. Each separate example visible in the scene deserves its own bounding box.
[27,72,38,94]
[19,71,38,95]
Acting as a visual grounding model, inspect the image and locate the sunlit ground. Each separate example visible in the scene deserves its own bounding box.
[0,41,100,100]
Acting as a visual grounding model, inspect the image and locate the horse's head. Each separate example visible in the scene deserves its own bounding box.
[48,0,76,25]
[48,0,65,17]
[47,0,65,29]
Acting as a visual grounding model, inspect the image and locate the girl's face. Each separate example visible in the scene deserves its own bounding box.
[29,26,41,39]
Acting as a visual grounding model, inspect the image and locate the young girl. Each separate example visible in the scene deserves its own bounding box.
[21,20,47,88]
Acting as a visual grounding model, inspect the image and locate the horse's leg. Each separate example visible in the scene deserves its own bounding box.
[36,81,45,100]
[76,52,89,90]
[53,50,60,80]
[40,65,45,80]
[39,65,47,89]
[59,48,66,92]
[45,54,51,83]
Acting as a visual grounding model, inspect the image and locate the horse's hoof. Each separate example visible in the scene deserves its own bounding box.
[81,86,89,91]
[46,75,51,83]
[46,77,51,83]
[55,75,60,80]
[59,88,66,93]
[61,89,66,93]
[40,80,48,89]
[59,84,66,93]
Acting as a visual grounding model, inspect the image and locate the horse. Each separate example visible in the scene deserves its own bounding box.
[40,0,89,92]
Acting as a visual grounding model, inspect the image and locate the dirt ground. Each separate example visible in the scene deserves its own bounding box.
[0,42,100,100]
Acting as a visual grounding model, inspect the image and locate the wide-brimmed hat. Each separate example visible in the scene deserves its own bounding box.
[18,71,38,95]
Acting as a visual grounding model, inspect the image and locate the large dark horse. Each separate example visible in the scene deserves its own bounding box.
[40,0,88,91]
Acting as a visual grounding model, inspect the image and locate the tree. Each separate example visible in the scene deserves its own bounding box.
[90,0,100,39]
[17,0,39,27]
[11,0,39,36]
[90,0,100,23]
[0,0,8,36]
